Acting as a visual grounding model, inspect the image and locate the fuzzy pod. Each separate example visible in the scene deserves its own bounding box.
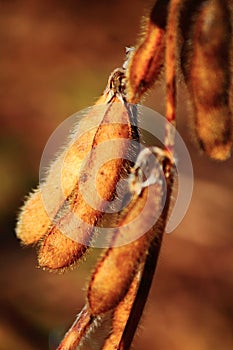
[15,124,97,246]
[126,0,169,103]
[182,0,232,160]
[102,270,140,350]
[88,171,167,315]
[17,98,134,270]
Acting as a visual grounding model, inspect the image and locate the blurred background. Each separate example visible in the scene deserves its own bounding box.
[0,0,232,349]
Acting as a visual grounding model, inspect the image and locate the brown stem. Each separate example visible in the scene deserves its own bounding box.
[57,305,94,350]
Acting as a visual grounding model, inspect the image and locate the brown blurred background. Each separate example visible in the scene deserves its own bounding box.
[0,0,233,349]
